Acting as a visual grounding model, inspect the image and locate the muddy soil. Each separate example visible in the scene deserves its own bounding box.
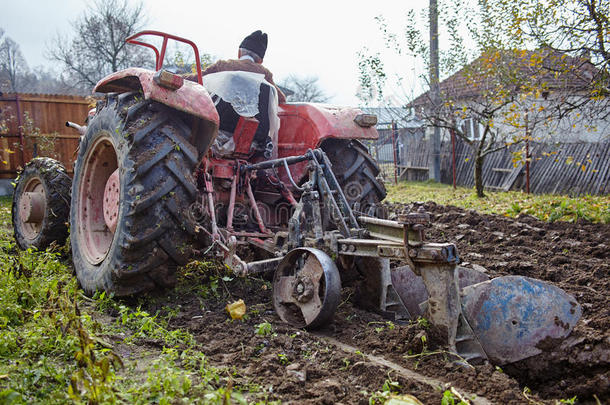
[129,202,608,404]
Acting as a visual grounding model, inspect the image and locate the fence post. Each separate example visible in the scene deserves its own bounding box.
[450,128,456,189]
[525,110,530,194]
[14,94,26,167]
[391,120,398,185]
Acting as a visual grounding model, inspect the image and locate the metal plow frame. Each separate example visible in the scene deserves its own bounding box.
[206,148,581,366]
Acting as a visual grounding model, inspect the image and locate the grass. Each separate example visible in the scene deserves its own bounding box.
[386,181,610,224]
[0,196,273,404]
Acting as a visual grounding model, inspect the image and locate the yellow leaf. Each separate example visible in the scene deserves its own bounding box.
[226,299,246,320]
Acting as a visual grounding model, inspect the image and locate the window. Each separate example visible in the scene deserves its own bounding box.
[461,118,481,140]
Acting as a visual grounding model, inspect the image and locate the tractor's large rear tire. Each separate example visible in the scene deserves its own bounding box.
[70,92,201,296]
[321,139,386,216]
[12,158,71,250]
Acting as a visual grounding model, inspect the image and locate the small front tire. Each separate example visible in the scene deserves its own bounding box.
[12,157,71,250]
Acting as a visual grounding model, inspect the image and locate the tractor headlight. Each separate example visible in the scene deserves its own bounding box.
[354,114,377,127]
[153,70,184,90]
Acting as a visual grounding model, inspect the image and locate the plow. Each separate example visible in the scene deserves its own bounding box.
[12,31,581,367]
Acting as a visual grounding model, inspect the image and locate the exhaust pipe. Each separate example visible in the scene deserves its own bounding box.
[66,121,87,135]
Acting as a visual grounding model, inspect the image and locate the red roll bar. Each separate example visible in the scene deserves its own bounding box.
[125,30,203,85]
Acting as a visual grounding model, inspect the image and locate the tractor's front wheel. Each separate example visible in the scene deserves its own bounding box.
[70,92,201,296]
[12,158,71,250]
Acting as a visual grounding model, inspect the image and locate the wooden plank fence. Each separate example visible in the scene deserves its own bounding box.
[371,130,610,196]
[0,93,92,178]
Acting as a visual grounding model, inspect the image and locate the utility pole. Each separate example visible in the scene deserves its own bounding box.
[429,0,441,181]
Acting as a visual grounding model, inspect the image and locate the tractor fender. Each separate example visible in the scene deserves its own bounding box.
[94,68,219,155]
[278,103,378,152]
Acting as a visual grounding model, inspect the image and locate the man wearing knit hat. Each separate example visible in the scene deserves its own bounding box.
[198,30,286,103]
[188,30,285,159]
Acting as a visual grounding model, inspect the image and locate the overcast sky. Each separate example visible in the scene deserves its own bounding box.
[1,0,429,106]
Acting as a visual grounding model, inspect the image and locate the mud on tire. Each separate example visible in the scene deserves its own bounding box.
[12,157,71,250]
[71,92,201,296]
[321,139,386,216]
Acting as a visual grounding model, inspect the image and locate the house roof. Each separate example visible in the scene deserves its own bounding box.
[408,49,596,109]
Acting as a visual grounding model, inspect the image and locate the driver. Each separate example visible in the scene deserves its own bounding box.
[187,30,285,158]
[200,30,286,104]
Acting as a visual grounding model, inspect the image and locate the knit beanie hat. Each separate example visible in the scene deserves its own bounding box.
[240,30,268,59]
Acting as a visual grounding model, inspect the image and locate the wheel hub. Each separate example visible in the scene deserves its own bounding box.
[293,276,314,303]
[103,169,120,233]
[76,135,118,265]
[19,191,46,223]
[18,177,46,240]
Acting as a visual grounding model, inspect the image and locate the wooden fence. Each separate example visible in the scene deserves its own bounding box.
[1,95,607,196]
[374,129,610,196]
[0,93,91,178]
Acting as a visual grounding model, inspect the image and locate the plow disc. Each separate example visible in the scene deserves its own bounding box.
[390,266,581,365]
[460,276,581,365]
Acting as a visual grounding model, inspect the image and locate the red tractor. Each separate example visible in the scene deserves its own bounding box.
[12,31,582,366]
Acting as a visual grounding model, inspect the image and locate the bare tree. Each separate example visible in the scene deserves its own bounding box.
[47,0,151,89]
[0,31,29,92]
[280,75,331,103]
[19,67,82,95]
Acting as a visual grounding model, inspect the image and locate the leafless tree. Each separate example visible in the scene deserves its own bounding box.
[47,0,151,89]
[0,30,29,92]
[280,75,331,103]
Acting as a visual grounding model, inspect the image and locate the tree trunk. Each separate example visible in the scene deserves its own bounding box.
[474,150,485,198]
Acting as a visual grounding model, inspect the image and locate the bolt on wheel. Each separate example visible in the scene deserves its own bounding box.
[75,134,118,265]
[273,247,341,329]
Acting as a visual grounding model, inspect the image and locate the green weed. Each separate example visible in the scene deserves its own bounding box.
[254,321,274,337]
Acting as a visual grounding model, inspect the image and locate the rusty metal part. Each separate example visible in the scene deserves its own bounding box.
[103,168,120,234]
[358,216,404,244]
[153,69,184,90]
[419,262,462,354]
[219,236,248,276]
[390,265,429,318]
[226,175,237,231]
[245,176,268,234]
[399,206,431,243]
[66,121,87,135]
[75,135,118,265]
[273,248,341,329]
[460,276,582,365]
[245,257,283,275]
[197,147,583,367]
[202,159,220,241]
[390,265,490,319]
[20,191,45,224]
[126,30,204,84]
[18,178,46,239]
[95,68,219,126]
[356,258,411,321]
